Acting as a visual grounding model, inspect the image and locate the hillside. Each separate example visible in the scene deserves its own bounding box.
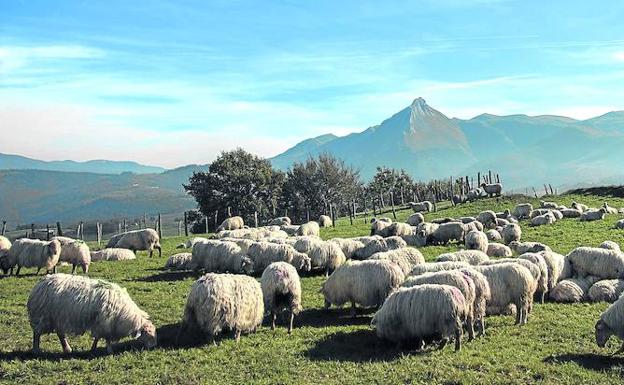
[0,153,167,174]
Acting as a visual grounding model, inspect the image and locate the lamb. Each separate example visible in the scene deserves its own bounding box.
[509,241,551,254]
[571,201,589,212]
[588,280,624,303]
[539,250,566,291]
[477,210,497,229]
[531,212,556,226]
[112,229,162,257]
[486,243,513,258]
[409,261,470,276]
[518,253,550,303]
[540,200,558,209]
[1,238,61,275]
[466,188,482,201]
[410,201,433,213]
[473,263,536,324]
[550,277,599,303]
[292,238,345,275]
[27,274,156,353]
[566,247,624,279]
[267,217,291,226]
[406,213,425,226]
[321,260,404,316]
[368,248,425,275]
[596,294,624,354]
[480,182,502,197]
[52,236,91,274]
[329,238,365,260]
[180,273,263,343]
[512,203,533,219]
[603,202,619,214]
[436,250,489,265]
[217,216,245,231]
[402,270,477,340]
[580,208,607,222]
[296,221,320,237]
[560,208,582,218]
[176,237,209,249]
[353,237,406,260]
[192,240,253,275]
[465,231,488,253]
[165,252,195,271]
[600,241,621,252]
[260,262,302,333]
[319,215,333,228]
[371,284,467,351]
[248,241,312,273]
[90,248,136,262]
[485,229,502,242]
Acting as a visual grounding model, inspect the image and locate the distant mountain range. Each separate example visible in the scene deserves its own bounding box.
[0,153,166,174]
[271,98,624,189]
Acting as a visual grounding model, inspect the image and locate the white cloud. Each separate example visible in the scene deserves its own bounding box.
[615,51,624,62]
[0,45,104,74]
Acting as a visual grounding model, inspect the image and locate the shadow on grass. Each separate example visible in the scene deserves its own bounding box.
[297,307,375,328]
[544,353,624,372]
[134,271,199,282]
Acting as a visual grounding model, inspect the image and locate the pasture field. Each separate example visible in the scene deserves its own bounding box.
[2,194,624,384]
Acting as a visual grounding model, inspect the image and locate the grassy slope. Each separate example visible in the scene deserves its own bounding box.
[2,194,624,384]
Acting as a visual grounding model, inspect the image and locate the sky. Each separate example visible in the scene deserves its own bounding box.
[2,0,624,168]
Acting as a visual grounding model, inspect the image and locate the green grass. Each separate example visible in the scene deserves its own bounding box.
[2,194,624,384]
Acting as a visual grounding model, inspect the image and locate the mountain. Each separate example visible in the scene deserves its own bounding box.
[270,98,624,188]
[0,153,166,174]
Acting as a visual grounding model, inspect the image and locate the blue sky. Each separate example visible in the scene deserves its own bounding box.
[2,0,624,167]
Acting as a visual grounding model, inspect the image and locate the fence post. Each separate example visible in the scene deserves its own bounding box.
[349,204,353,225]
[330,204,336,228]
[227,207,231,218]
[97,222,102,245]
[254,212,258,228]
[178,220,182,237]
[1,221,6,236]
[157,213,162,239]
[123,218,127,233]
[390,191,397,220]
[31,223,35,238]
[183,211,189,237]
[549,184,554,195]
[477,172,481,186]
[214,211,219,232]
[306,207,310,223]
[46,224,50,240]
[204,216,209,234]
[80,222,84,240]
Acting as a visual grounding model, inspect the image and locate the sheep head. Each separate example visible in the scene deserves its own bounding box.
[137,321,157,349]
[595,320,613,348]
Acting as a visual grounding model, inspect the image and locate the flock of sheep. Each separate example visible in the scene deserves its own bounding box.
[3,193,624,356]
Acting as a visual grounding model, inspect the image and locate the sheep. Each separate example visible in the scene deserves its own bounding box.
[480,182,502,197]
[112,229,162,257]
[603,202,619,214]
[418,222,465,246]
[452,194,465,205]
[560,208,582,218]
[479,258,542,301]
[459,268,491,336]
[27,274,156,354]
[280,225,300,236]
[539,250,566,291]
[600,241,621,252]
[370,218,392,236]
[540,200,558,209]
[322,259,404,316]
[180,273,263,343]
[485,229,502,242]
[176,237,209,249]
[463,221,484,234]
[90,248,136,262]
[615,219,624,230]
[496,209,511,219]
[406,213,425,226]
[588,280,624,303]
[477,210,497,229]
[501,224,522,245]
[512,203,533,219]
[580,208,607,222]
[403,270,477,340]
[293,238,345,275]
[192,240,253,275]
[473,263,536,324]
[52,236,91,274]
[596,294,624,354]
[410,201,433,213]
[296,221,320,237]
[165,253,195,271]
[486,243,513,258]
[550,210,563,220]
[436,250,489,265]
[379,222,413,237]
[531,212,556,226]
[465,231,488,253]
[530,209,550,219]
[571,201,589,212]
[260,262,302,333]
[466,188,482,201]
[368,248,425,275]
[353,237,406,260]
[518,253,550,303]
[409,261,470,276]
[0,235,11,256]
[217,216,245,231]
[431,217,457,224]
[509,241,551,254]
[459,216,477,224]
[496,218,510,227]
[566,247,624,279]
[267,217,291,226]
[351,235,382,244]
[329,238,365,260]
[248,241,312,273]
[371,284,467,351]
[1,238,61,275]
[550,277,599,303]
[319,215,333,228]
[105,233,124,249]
[222,238,255,254]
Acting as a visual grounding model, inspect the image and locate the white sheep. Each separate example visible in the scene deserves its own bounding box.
[465,231,488,253]
[518,253,550,303]
[477,210,497,229]
[0,235,11,256]
[267,217,291,226]
[296,221,320,237]
[580,208,607,222]
[459,268,491,336]
[615,219,624,230]
[112,229,162,257]
[496,209,511,219]
[52,236,91,274]
[165,252,195,271]
[222,238,255,254]
[217,216,245,231]
[248,241,312,273]
[531,212,556,226]
[463,221,484,234]
[571,201,589,212]
[485,229,502,242]
[407,213,425,226]
[479,258,542,304]
[550,277,599,303]
[27,274,156,353]
[318,215,333,228]
[436,250,489,265]
[192,240,253,274]
[567,247,624,279]
[280,224,300,236]
[353,237,406,260]
[411,201,433,213]
[293,237,345,275]
[550,210,563,220]
[539,250,566,291]
[2,238,61,275]
[370,218,392,236]
[486,243,512,258]
[321,260,404,316]
[560,208,582,218]
[466,188,482,201]
[176,237,209,249]
[260,262,302,333]
[603,202,619,214]
[378,222,413,238]
[459,216,478,223]
[418,222,465,246]
[329,238,365,260]
[512,203,533,219]
[600,241,621,252]
[509,241,551,254]
[371,284,467,351]
[496,218,510,227]
[368,248,425,275]
[181,273,263,342]
[480,183,502,197]
[90,248,136,262]
[540,200,558,209]
[588,279,624,303]
[596,294,624,354]
[409,261,470,276]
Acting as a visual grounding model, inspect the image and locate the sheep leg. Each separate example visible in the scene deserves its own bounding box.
[271,312,276,331]
[83,264,88,274]
[57,332,72,354]
[149,250,153,258]
[52,265,56,274]
[287,311,294,335]
[71,264,76,274]
[16,266,21,276]
[514,305,522,325]
[91,338,99,352]
[439,338,448,350]
[36,267,41,275]
[32,332,41,353]
[323,299,331,310]
[105,340,114,354]
[478,318,486,337]
[157,246,162,258]
[234,329,241,343]
[466,316,475,341]
[454,328,463,351]
[350,302,357,318]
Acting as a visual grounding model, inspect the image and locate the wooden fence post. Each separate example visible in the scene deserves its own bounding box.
[549,184,554,195]
[254,211,258,228]
[227,207,231,218]
[330,204,336,228]
[204,216,209,234]
[213,211,218,232]
[488,170,492,184]
[46,224,50,240]
[157,213,162,239]
[123,218,128,233]
[31,223,35,238]
[1,221,6,236]
[178,220,182,236]
[183,211,189,237]
[97,223,102,245]
[306,207,310,223]
[390,191,397,220]
[477,172,481,186]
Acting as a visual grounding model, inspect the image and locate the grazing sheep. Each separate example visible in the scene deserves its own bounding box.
[518,253,550,303]
[615,219,624,230]
[531,212,556,226]
[177,237,209,249]
[496,209,511,219]
[560,208,582,218]
[27,274,156,354]
[550,277,599,303]
[0,235,11,255]
[603,202,619,215]
[459,216,477,224]
[473,263,536,324]
[52,236,91,274]
[280,225,300,236]
[463,221,484,234]
[403,270,477,340]
[572,201,589,212]
[580,208,607,222]
[217,216,245,231]
[112,229,162,257]
[2,238,61,275]
[431,217,457,224]
[436,250,489,265]
[267,217,291,226]
[353,237,406,260]
[512,203,533,219]
[371,284,467,351]
[293,238,345,275]
[319,215,333,228]
[418,222,465,246]
[379,222,413,237]
[165,253,195,271]
[370,218,393,236]
[480,183,502,197]
[406,213,425,226]
[496,218,510,227]
[329,238,365,260]
[539,250,566,291]
[411,201,433,213]
[479,258,542,302]
[501,224,522,245]
[296,221,320,237]
[368,248,425,275]
[566,247,624,279]
[485,229,502,242]
[90,248,136,262]
[486,243,513,258]
[260,262,302,333]
[477,210,497,229]
[409,261,470,276]
[550,210,563,220]
[452,194,466,205]
[247,242,311,273]
[181,273,263,343]
[596,294,624,354]
[321,260,404,316]
[600,241,621,252]
[588,280,624,303]
[459,268,491,336]
[540,200,558,209]
[192,240,253,275]
[466,188,482,201]
[509,241,551,254]
[465,231,488,253]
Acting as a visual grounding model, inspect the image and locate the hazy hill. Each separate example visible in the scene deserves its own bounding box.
[0,153,166,174]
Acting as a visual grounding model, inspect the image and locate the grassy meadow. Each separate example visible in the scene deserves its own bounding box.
[2,193,624,384]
